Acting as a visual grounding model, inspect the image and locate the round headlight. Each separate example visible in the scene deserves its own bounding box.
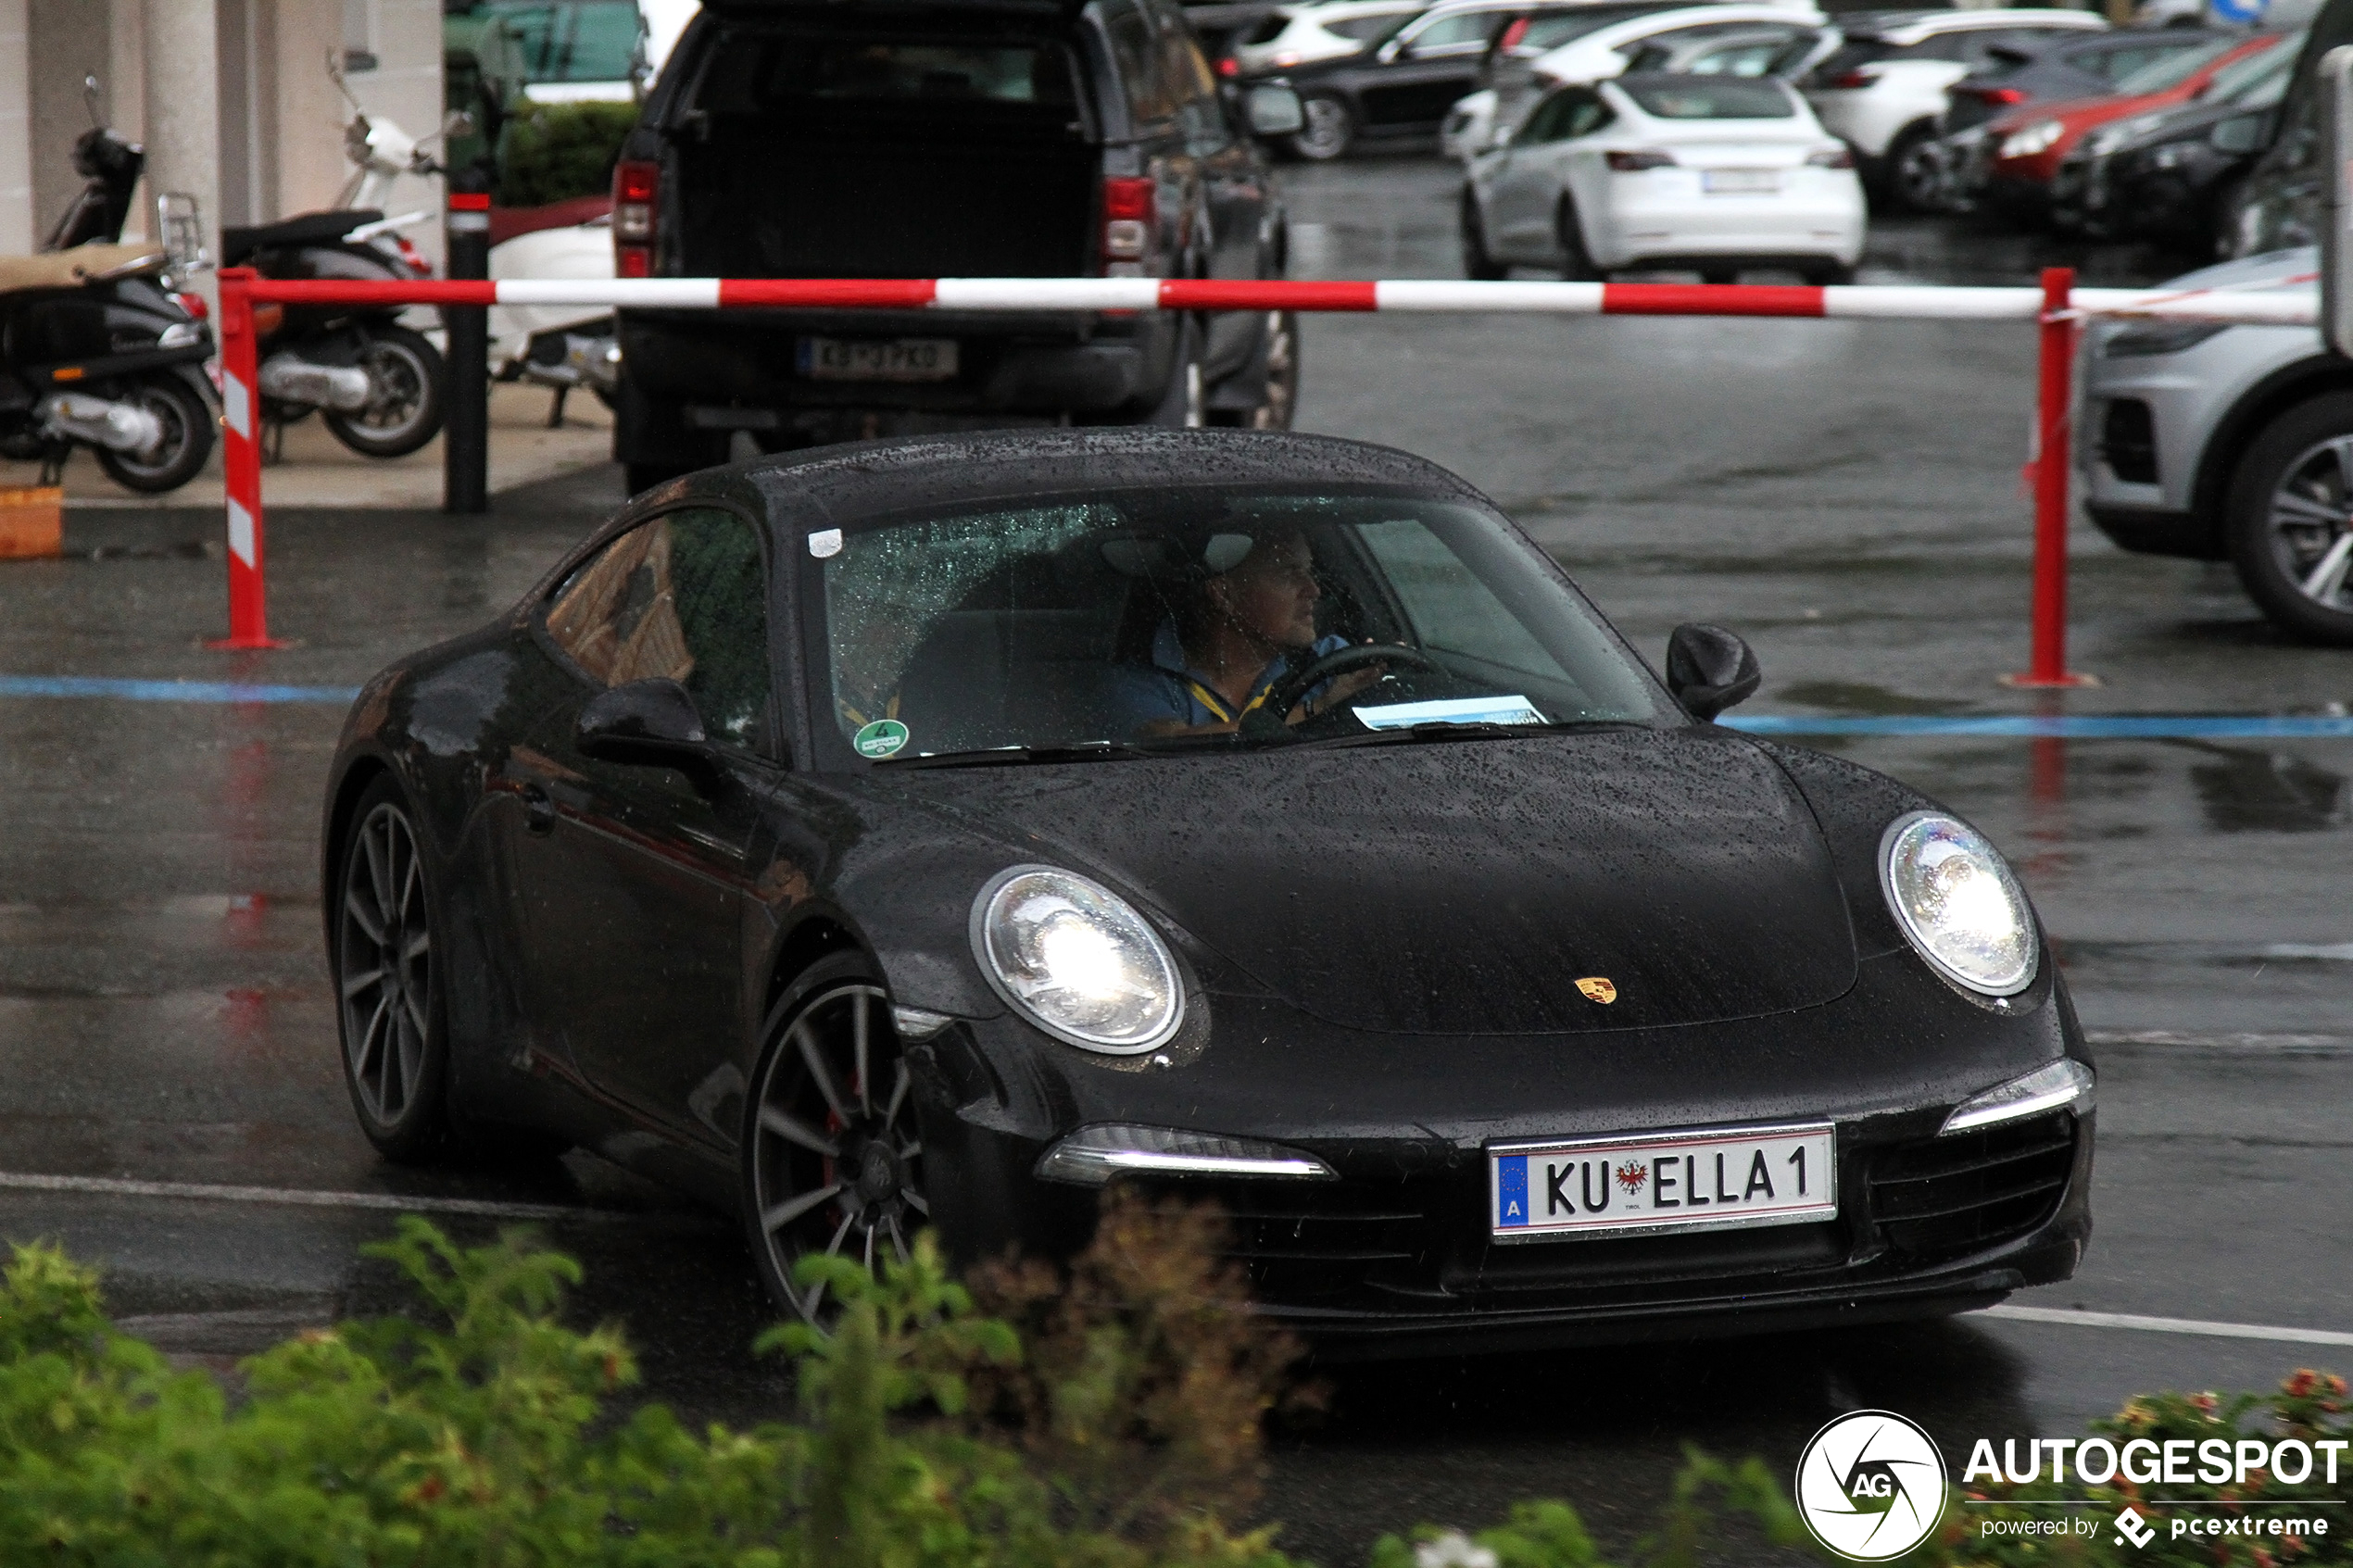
[974,865,1182,1053]
[1879,812,2037,997]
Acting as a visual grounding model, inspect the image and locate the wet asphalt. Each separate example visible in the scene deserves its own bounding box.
[2,156,2347,1563]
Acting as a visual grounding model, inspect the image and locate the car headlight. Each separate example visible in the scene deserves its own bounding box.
[2000,119,2063,160]
[973,865,1182,1053]
[2102,320,2230,358]
[1879,812,2037,996]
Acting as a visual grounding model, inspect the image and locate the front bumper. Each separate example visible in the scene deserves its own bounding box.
[911,947,2092,1356]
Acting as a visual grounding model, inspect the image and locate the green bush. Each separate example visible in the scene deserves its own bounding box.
[497,98,640,208]
[0,1198,2344,1568]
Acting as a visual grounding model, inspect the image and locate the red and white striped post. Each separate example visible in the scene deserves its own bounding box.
[208,266,285,651]
[2007,266,2095,689]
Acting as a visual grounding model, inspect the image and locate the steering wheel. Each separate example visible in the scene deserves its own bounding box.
[1243,642,1439,735]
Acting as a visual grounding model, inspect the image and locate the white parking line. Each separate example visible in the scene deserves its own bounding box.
[1983,1304,2353,1348]
[0,1170,704,1226]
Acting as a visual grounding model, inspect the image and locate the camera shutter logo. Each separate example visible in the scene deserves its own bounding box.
[1793,1411,1947,1562]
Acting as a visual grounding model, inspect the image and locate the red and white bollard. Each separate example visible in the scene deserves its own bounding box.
[208,266,284,651]
[2007,266,2095,689]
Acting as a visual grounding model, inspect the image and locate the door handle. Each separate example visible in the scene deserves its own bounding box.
[522,784,556,836]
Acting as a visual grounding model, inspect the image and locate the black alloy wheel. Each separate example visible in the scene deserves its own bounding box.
[334,776,454,1161]
[1883,126,1943,214]
[742,955,928,1324]
[323,324,447,458]
[1556,196,1602,282]
[1290,94,1356,161]
[1460,189,1506,281]
[2226,393,2353,645]
[94,374,214,494]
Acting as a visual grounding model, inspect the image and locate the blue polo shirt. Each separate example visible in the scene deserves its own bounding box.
[1106,619,1351,730]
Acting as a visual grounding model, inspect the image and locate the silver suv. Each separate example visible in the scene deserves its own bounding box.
[2078,245,2353,642]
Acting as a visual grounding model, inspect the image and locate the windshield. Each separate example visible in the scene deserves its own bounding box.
[2214,31,2301,103]
[469,0,645,85]
[809,489,1667,765]
[1619,76,1794,118]
[2109,33,2240,96]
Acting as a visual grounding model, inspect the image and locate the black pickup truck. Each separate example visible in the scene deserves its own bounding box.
[610,0,1305,491]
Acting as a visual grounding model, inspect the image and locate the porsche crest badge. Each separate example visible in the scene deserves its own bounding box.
[1576,976,1617,1005]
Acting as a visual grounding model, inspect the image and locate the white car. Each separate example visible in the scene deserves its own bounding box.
[1461,72,1865,282]
[1799,8,2107,207]
[1229,0,1428,75]
[1451,2,1828,157]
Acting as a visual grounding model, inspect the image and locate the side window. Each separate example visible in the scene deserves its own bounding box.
[1103,1,1170,124]
[1405,10,1499,56]
[546,507,773,750]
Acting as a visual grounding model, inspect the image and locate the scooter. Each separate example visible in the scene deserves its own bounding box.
[0,78,218,494]
[488,197,620,427]
[0,226,217,494]
[216,76,449,460]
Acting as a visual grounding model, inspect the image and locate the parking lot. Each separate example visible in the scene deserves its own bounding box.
[3,157,2348,1562]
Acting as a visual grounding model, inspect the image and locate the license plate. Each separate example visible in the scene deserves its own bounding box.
[1702,169,1780,194]
[1490,1122,1834,1240]
[797,337,959,383]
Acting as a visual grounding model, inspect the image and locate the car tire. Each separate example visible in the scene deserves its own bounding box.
[1145,316,1206,428]
[1460,189,1507,281]
[2226,393,2353,645]
[1802,261,1856,286]
[1290,94,1355,161]
[1209,310,1299,430]
[1881,125,1942,214]
[1556,196,1602,282]
[333,774,457,1164]
[741,953,928,1324]
[94,371,215,494]
[322,324,447,458]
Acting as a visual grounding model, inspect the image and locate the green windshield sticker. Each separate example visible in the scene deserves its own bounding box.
[853,718,910,759]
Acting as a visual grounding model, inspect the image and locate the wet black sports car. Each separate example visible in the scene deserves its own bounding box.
[322,429,2093,1353]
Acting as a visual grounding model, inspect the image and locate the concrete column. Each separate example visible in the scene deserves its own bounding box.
[142,0,220,294]
[30,0,116,245]
[0,0,32,256]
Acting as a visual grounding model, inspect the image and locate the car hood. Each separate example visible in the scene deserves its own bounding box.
[882,727,1858,1035]
[2154,242,2316,291]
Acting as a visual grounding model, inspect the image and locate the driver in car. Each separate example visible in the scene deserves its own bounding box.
[1108,528,1387,735]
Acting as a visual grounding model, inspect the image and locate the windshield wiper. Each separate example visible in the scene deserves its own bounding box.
[1296,719,1646,751]
[875,741,1156,770]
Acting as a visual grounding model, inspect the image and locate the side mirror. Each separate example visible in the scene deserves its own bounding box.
[577,677,714,771]
[1666,623,1760,721]
[2210,113,2263,155]
[1246,82,1306,137]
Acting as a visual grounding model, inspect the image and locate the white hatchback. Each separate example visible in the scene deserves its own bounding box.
[1462,73,1865,282]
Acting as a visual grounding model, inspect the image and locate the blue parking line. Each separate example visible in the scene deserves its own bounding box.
[0,675,362,705]
[1722,715,2353,738]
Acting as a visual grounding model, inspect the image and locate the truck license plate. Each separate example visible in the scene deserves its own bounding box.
[797,337,959,383]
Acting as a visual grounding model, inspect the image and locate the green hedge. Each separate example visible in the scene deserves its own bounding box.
[0,1197,2345,1568]
[497,98,640,208]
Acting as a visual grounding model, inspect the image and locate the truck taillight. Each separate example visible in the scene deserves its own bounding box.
[1101,177,1154,276]
[613,158,659,278]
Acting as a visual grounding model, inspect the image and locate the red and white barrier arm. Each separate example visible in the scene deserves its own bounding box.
[241,275,2322,324]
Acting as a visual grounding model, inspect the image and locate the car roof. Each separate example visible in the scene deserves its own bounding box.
[1843,6,2108,42]
[746,429,1485,525]
[1534,2,1821,55]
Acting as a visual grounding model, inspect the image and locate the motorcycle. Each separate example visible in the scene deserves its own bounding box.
[215,82,449,460]
[0,81,218,494]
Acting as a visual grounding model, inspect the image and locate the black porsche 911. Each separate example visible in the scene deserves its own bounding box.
[323,428,2093,1352]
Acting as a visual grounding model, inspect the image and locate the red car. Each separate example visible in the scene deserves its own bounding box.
[1969,31,2287,214]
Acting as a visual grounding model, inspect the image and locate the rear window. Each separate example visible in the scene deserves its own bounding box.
[1617,76,1794,117]
[694,38,1077,108]
[1327,11,1414,40]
